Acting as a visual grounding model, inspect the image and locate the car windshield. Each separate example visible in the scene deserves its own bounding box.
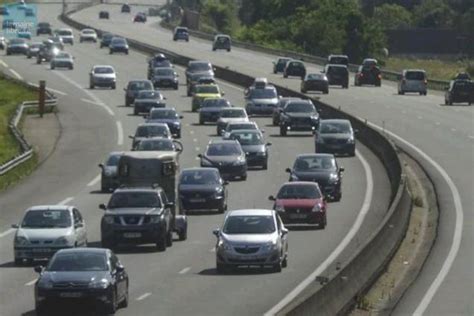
[48,252,107,272]
[320,122,351,134]
[111,38,126,45]
[230,131,263,145]
[453,81,474,91]
[307,74,324,80]
[38,23,50,28]
[21,210,71,228]
[284,102,315,113]
[249,88,277,99]
[227,123,256,132]
[106,154,121,166]
[151,60,172,68]
[216,36,229,43]
[277,58,290,65]
[294,156,336,171]
[195,85,219,94]
[180,170,219,185]
[188,62,212,72]
[405,72,425,80]
[10,39,25,44]
[277,184,321,199]
[108,192,161,208]
[207,143,241,156]
[137,139,174,151]
[220,109,245,118]
[223,215,275,234]
[329,56,348,65]
[129,81,152,90]
[94,67,114,74]
[82,30,95,34]
[154,68,174,76]
[103,33,113,40]
[56,53,70,59]
[30,43,42,48]
[137,90,161,99]
[57,30,71,36]
[150,109,177,119]
[290,62,304,68]
[176,28,187,34]
[202,99,230,108]
[135,125,168,137]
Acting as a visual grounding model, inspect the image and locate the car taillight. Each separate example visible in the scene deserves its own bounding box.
[402,78,406,84]
[378,74,382,79]
[359,73,363,77]
[424,79,428,85]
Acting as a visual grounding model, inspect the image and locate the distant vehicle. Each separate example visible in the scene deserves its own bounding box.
[324,64,349,88]
[213,209,288,273]
[301,73,329,94]
[173,26,189,42]
[222,121,261,139]
[133,90,166,115]
[109,37,129,54]
[199,140,247,180]
[12,205,87,265]
[286,153,344,201]
[247,77,269,91]
[362,58,378,68]
[191,84,223,112]
[315,119,356,156]
[99,151,124,192]
[36,22,52,36]
[50,52,74,70]
[34,248,129,315]
[269,182,327,228]
[124,79,154,107]
[398,69,427,95]
[198,98,232,124]
[100,32,114,48]
[283,60,306,79]
[55,28,74,45]
[178,168,228,214]
[355,65,381,87]
[185,60,215,84]
[133,12,147,23]
[151,67,179,89]
[245,85,279,116]
[48,35,64,50]
[36,40,61,63]
[228,129,271,169]
[327,54,348,66]
[130,123,171,149]
[6,38,28,55]
[121,3,131,13]
[99,10,109,19]
[89,65,117,89]
[146,107,182,138]
[147,53,172,78]
[273,57,291,74]
[445,79,474,105]
[212,34,231,52]
[216,108,249,136]
[187,74,216,96]
[135,137,183,153]
[454,72,471,80]
[80,28,97,43]
[279,100,320,136]
[272,97,301,126]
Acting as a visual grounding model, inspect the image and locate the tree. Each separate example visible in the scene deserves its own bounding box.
[413,0,455,28]
[373,4,412,29]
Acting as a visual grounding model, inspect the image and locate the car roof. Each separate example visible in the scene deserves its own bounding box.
[321,119,351,125]
[27,205,72,212]
[189,60,211,65]
[227,209,274,217]
[227,121,256,126]
[114,186,162,193]
[326,64,347,68]
[56,248,108,255]
[93,65,114,69]
[297,153,335,159]
[137,122,169,128]
[150,107,176,112]
[282,181,320,187]
[209,139,239,144]
[403,69,425,73]
[181,167,219,173]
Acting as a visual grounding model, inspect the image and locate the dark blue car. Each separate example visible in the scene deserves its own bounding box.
[146,107,183,138]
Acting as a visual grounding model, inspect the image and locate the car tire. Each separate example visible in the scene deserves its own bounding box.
[126,50,129,55]
[119,286,129,308]
[14,257,23,266]
[283,73,288,78]
[301,88,306,93]
[90,84,94,89]
[36,59,41,64]
[227,48,230,52]
[262,160,268,170]
[156,231,167,252]
[320,216,327,229]
[272,262,282,273]
[280,127,287,136]
[125,100,130,107]
[178,228,187,241]
[105,290,117,314]
[281,256,288,268]
[69,65,73,70]
[343,84,348,89]
[218,201,225,214]
[112,84,116,90]
[166,230,173,247]
[133,108,139,115]
[35,302,47,316]
[51,64,55,70]
[334,192,342,202]
[323,89,329,94]
[199,118,204,125]
[241,173,247,181]
[102,238,115,250]
[27,54,31,59]
[174,84,178,90]
[109,50,113,55]
[216,262,229,274]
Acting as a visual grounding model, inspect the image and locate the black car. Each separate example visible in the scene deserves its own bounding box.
[228,130,271,169]
[99,151,124,192]
[133,89,166,115]
[99,10,109,19]
[6,38,28,55]
[100,187,175,251]
[212,34,231,52]
[273,57,291,74]
[173,26,189,41]
[34,248,129,315]
[147,54,172,72]
[355,65,381,86]
[315,119,356,156]
[445,79,474,105]
[109,37,129,54]
[272,97,301,126]
[286,154,344,201]
[100,32,114,48]
[36,40,61,63]
[146,107,182,138]
[279,100,320,136]
[327,54,349,66]
[283,60,306,79]
[151,67,179,89]
[36,22,52,35]
[124,79,154,107]
[121,3,131,13]
[324,64,349,88]
[199,98,231,124]
[199,140,247,180]
[301,73,329,94]
[133,12,147,22]
[178,168,228,214]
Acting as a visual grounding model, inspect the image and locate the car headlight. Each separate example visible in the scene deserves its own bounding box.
[89,278,109,289]
[312,204,323,213]
[311,115,319,122]
[218,240,232,251]
[328,173,339,183]
[233,157,245,165]
[55,236,73,246]
[275,204,285,212]
[347,137,355,144]
[149,215,162,224]
[38,280,53,289]
[256,151,266,156]
[103,215,114,224]
[172,121,180,126]
[15,236,28,246]
[262,242,278,251]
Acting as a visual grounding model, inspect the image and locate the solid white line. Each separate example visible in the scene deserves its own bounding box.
[28,82,67,96]
[9,69,23,80]
[116,121,124,145]
[87,174,101,187]
[360,122,463,316]
[193,138,197,142]
[265,149,373,315]
[0,228,15,238]
[57,197,74,205]
[209,247,216,253]
[136,292,152,301]
[0,59,8,68]
[25,278,37,286]
[80,98,114,116]
[190,130,195,135]
[195,147,200,152]
[179,267,191,274]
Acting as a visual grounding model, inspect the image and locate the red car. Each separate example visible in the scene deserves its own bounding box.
[269,182,327,228]
[133,12,147,23]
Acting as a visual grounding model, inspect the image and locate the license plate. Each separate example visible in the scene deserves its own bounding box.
[123,232,142,238]
[190,198,206,203]
[32,248,51,253]
[60,292,83,298]
[289,214,307,219]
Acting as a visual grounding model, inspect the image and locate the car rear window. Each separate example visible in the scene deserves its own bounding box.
[328,66,348,75]
[135,125,168,137]
[207,143,242,156]
[405,72,425,80]
[195,85,219,94]
[130,81,153,90]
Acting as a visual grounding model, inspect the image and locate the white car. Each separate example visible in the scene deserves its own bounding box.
[12,205,88,265]
[222,121,260,139]
[80,28,98,43]
[216,108,249,136]
[89,65,117,89]
[50,52,74,70]
[55,28,74,45]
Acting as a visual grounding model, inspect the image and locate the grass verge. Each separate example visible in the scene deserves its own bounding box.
[0,152,37,191]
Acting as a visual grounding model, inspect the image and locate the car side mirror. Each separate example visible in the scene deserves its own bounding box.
[281,228,288,235]
[179,115,183,119]
[197,154,203,158]
[272,61,276,65]
[223,181,229,185]
[266,142,272,146]
[285,168,291,173]
[99,203,107,210]
[98,163,104,169]
[34,266,43,274]
[115,264,125,273]
[123,88,126,91]
[268,195,276,201]
[11,224,19,229]
[166,202,175,208]
[128,135,134,139]
[339,166,345,172]
[354,129,359,134]
[163,97,167,100]
[212,228,220,237]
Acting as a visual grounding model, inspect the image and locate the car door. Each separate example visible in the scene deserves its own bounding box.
[159,191,171,230]
[73,208,87,246]
[276,214,288,255]
[110,254,126,300]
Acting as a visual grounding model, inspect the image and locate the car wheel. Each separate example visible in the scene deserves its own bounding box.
[90,83,94,89]
[125,100,130,107]
[280,127,287,136]
[125,50,129,55]
[174,84,178,90]
[218,201,225,214]
[227,48,230,52]
[216,262,229,274]
[320,216,327,229]
[111,84,116,90]
[105,290,117,314]
[51,65,55,70]
[156,231,167,252]
[199,118,204,125]
[283,74,288,78]
[241,173,247,181]
[101,182,107,193]
[119,286,129,308]
[273,69,277,74]
[102,238,115,250]
[281,255,288,268]
[334,192,342,202]
[166,230,173,247]
[178,228,187,241]
[301,88,307,93]
[133,108,139,115]
[35,302,47,315]
[343,84,348,89]
[272,262,282,273]
[14,257,23,266]
[109,50,113,55]
[323,90,329,94]
[444,99,448,105]
[262,160,268,170]
[69,65,73,70]
[27,54,31,59]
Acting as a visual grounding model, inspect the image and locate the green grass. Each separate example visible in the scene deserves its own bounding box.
[385,57,474,81]
[0,152,37,191]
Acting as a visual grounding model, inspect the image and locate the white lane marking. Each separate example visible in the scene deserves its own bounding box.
[0,228,15,238]
[450,128,456,132]
[195,147,200,152]
[27,82,67,96]
[195,157,200,160]
[0,59,8,68]
[193,138,197,142]
[116,121,124,145]
[87,174,101,187]
[190,130,195,135]
[57,197,74,205]
[136,293,152,301]
[179,267,191,274]
[25,279,37,286]
[417,116,423,120]
[9,69,23,80]
[265,149,373,315]
[358,119,463,316]
[81,98,114,116]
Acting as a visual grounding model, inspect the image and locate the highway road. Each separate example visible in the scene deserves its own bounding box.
[0,4,392,315]
[70,4,474,315]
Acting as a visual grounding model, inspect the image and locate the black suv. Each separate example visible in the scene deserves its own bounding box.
[100,187,175,251]
[36,22,52,35]
[324,64,349,88]
[99,10,109,19]
[283,60,306,79]
[445,79,474,105]
[355,65,381,86]
[173,27,189,41]
[279,100,320,136]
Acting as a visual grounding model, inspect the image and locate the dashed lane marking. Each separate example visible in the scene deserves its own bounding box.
[0,228,15,238]
[25,279,37,286]
[136,293,152,301]
[87,174,101,187]
[9,69,22,80]
[179,267,191,274]
[116,121,124,145]
[57,197,74,205]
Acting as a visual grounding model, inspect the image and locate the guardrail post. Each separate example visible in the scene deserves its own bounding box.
[39,80,45,118]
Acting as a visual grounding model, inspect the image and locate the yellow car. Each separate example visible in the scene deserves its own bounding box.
[191,84,223,112]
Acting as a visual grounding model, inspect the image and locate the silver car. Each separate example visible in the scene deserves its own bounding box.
[12,205,87,265]
[50,51,74,70]
[216,108,249,136]
[80,28,98,42]
[129,122,172,149]
[55,28,74,45]
[245,85,279,116]
[90,65,117,89]
[398,69,427,95]
[213,209,288,273]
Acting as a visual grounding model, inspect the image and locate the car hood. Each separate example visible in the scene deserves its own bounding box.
[205,156,240,164]
[222,233,275,245]
[153,75,176,80]
[146,118,179,125]
[194,93,220,98]
[179,184,219,194]
[200,107,224,113]
[105,207,160,215]
[292,170,335,183]
[135,98,164,104]
[275,199,320,208]
[42,271,109,284]
[17,227,73,240]
[241,144,265,153]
